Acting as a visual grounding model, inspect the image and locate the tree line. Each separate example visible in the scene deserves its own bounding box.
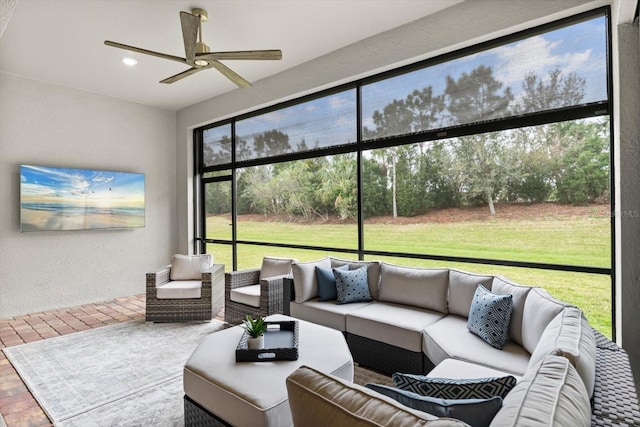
[205,66,609,220]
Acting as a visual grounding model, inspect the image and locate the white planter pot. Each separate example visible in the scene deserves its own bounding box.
[247,335,264,350]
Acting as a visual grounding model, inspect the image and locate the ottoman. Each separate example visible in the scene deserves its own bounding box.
[183,314,353,427]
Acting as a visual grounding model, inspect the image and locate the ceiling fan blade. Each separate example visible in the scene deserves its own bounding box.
[104,40,187,65]
[180,11,199,63]
[210,61,252,88]
[160,67,204,84]
[197,50,282,61]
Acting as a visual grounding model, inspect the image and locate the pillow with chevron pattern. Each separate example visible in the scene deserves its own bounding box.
[467,284,513,349]
[392,373,517,400]
[366,383,503,427]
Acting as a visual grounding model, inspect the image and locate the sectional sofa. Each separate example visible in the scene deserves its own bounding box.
[282,256,640,426]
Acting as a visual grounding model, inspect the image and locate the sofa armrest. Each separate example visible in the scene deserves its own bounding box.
[145,265,171,300]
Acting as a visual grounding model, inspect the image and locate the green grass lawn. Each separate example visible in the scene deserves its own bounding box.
[206,214,612,337]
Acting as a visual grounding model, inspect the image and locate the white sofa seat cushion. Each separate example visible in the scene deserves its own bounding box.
[528,307,596,397]
[428,358,522,382]
[490,355,591,427]
[290,299,373,332]
[230,284,261,308]
[346,302,446,352]
[423,315,530,376]
[156,280,201,299]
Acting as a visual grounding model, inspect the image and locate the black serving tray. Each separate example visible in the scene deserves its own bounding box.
[235,321,299,362]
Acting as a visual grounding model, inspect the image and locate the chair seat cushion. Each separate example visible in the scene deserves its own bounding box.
[156,280,202,299]
[230,284,261,308]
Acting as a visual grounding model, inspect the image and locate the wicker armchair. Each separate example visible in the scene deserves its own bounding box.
[146,254,224,322]
[224,257,295,325]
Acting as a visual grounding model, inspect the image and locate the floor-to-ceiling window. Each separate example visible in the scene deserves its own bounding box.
[195,8,613,337]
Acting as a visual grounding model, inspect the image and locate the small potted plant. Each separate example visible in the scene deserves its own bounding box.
[243,315,267,349]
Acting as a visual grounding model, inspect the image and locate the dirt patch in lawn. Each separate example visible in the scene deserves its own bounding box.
[231,203,610,225]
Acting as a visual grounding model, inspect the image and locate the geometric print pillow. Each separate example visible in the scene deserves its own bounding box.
[392,373,517,400]
[467,284,513,349]
[333,266,373,305]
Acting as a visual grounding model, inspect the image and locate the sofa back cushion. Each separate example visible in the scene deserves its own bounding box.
[448,270,494,318]
[378,263,449,313]
[490,276,532,346]
[521,288,570,354]
[286,365,467,427]
[330,257,381,300]
[260,256,296,281]
[292,258,332,303]
[528,307,596,397]
[170,254,213,281]
[489,355,591,427]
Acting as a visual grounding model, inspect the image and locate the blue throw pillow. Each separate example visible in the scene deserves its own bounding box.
[366,383,502,427]
[467,284,513,349]
[315,265,348,301]
[392,373,517,400]
[333,266,372,304]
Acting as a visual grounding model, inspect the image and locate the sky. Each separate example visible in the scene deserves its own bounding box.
[206,14,608,160]
[20,165,145,208]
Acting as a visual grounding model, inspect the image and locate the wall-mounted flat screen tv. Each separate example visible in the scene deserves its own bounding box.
[20,165,145,232]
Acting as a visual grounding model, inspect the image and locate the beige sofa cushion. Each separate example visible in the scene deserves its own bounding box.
[447,270,494,318]
[170,254,212,281]
[290,299,373,332]
[330,257,381,300]
[521,288,570,354]
[292,258,331,303]
[422,315,530,376]
[260,256,295,281]
[490,355,591,427]
[346,302,445,352]
[378,262,449,313]
[528,307,596,397]
[286,365,469,427]
[490,276,532,346]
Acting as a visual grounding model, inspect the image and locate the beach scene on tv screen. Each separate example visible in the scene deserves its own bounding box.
[20,165,145,232]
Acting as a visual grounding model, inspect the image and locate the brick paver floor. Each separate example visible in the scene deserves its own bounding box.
[0,295,149,427]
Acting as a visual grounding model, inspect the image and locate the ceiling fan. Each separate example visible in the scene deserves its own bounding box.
[104,8,282,88]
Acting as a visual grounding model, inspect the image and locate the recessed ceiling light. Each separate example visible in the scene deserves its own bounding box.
[122,57,138,66]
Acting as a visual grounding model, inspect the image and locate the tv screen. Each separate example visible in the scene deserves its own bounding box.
[20,165,145,232]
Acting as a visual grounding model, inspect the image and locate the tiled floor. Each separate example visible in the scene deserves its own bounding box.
[0,295,147,427]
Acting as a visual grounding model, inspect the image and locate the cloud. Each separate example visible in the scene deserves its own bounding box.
[494,35,592,90]
[329,95,351,109]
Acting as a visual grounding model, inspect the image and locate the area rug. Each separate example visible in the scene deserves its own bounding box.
[3,320,226,426]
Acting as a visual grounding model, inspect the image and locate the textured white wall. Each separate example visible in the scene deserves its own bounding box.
[0,73,177,318]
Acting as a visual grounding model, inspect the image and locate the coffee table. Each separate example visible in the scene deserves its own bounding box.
[183,314,354,427]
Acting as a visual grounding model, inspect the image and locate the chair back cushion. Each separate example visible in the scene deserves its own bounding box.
[170,254,213,281]
[260,256,296,281]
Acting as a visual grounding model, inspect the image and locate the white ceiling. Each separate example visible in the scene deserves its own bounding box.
[0,0,463,111]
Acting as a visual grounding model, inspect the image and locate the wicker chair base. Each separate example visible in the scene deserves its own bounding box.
[591,330,640,426]
[347,333,434,375]
[184,395,231,427]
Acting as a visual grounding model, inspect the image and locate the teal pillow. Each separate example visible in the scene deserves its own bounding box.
[315,265,348,301]
[392,373,517,400]
[366,384,502,427]
[467,284,513,349]
[333,266,372,304]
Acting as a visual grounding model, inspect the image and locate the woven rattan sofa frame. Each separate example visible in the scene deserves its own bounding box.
[182,328,640,427]
[145,263,224,322]
[224,268,292,325]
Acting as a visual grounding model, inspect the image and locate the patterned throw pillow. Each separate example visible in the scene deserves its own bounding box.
[392,373,517,400]
[333,266,372,304]
[366,383,503,427]
[467,284,513,349]
[315,265,348,301]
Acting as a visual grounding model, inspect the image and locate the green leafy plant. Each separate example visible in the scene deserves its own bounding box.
[243,315,267,338]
